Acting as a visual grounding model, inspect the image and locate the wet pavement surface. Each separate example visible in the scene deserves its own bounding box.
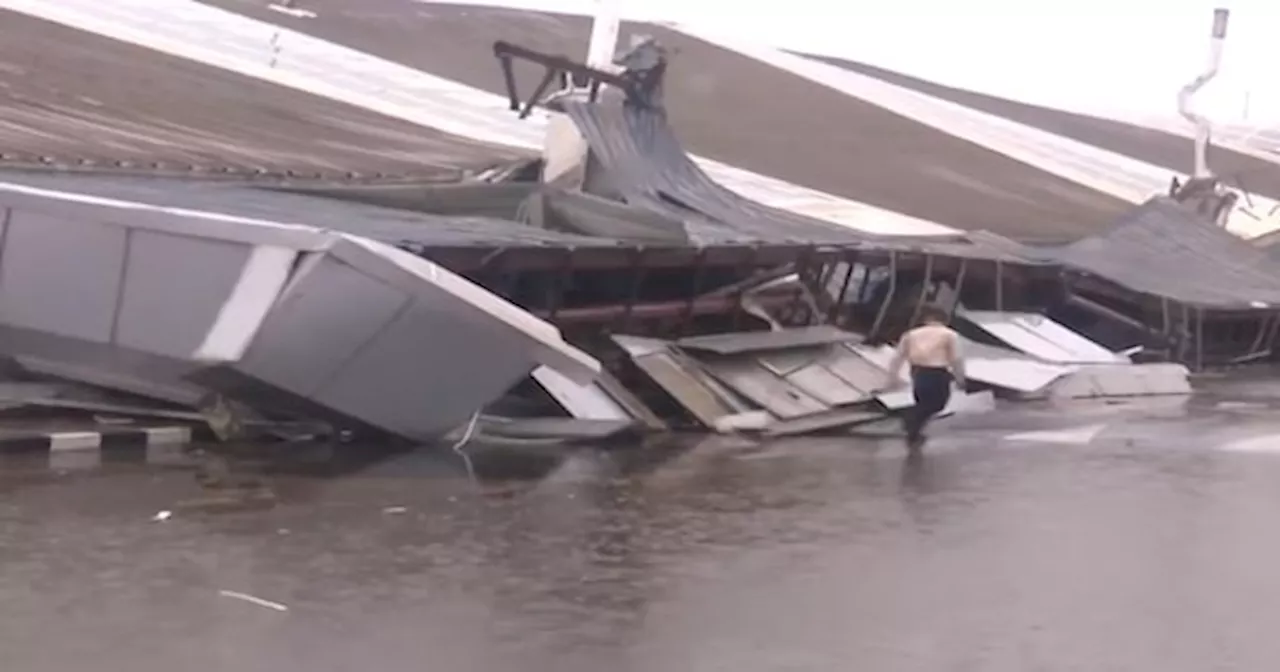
[5,384,1280,671]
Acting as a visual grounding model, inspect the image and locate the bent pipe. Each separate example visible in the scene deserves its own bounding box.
[1178,8,1229,178]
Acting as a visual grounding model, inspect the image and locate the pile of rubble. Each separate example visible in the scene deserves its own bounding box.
[516,309,1192,442]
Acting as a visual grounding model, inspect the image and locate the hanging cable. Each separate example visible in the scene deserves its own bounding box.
[450,411,482,481]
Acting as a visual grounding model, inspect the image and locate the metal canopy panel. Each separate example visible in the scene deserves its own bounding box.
[195,0,1133,240]
[703,359,829,418]
[758,347,875,406]
[0,181,601,441]
[677,326,862,355]
[532,365,631,421]
[632,352,736,427]
[201,236,601,441]
[962,310,1125,364]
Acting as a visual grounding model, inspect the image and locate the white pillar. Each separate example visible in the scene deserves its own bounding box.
[541,0,623,185]
[585,0,621,71]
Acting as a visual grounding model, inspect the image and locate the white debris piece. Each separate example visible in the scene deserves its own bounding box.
[219,590,289,612]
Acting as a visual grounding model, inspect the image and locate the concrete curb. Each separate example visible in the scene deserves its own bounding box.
[0,425,210,456]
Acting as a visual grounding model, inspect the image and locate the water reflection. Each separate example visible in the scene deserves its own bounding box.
[6,395,1280,670]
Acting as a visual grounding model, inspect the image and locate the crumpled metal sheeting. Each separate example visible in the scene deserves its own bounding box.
[561,101,1047,264]
[1047,197,1280,308]
[563,100,883,246]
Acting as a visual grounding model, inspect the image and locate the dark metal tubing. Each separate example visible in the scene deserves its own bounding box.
[868,252,899,341]
[1177,303,1191,364]
[729,246,762,331]
[1246,314,1273,356]
[785,247,818,326]
[829,250,858,324]
[994,260,1005,311]
[520,70,560,119]
[675,249,710,338]
[497,55,520,111]
[545,248,576,322]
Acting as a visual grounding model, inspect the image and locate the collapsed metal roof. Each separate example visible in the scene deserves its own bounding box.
[194,0,1137,241]
[1046,197,1280,308]
[807,54,1280,202]
[0,9,529,180]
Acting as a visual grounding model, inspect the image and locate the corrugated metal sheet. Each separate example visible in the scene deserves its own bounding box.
[0,172,612,249]
[677,326,860,355]
[1048,197,1280,308]
[560,101,1045,262]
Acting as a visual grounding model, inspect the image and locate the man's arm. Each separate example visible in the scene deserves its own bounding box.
[948,332,967,387]
[883,334,909,389]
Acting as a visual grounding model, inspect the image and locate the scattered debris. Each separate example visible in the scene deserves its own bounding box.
[151,510,172,522]
[218,590,289,612]
[268,1,317,19]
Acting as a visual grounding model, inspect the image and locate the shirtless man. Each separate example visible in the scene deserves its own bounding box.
[882,304,967,451]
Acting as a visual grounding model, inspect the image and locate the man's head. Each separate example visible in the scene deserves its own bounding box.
[917,303,950,325]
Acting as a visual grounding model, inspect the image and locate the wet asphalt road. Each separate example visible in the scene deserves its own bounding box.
[5,388,1280,671]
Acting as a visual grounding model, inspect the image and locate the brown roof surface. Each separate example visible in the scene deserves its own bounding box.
[807,54,1280,200]
[0,9,527,180]
[197,0,1135,242]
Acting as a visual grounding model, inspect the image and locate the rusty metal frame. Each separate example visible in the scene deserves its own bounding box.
[545,247,576,323]
[617,246,649,334]
[948,258,969,321]
[868,251,899,342]
[729,245,763,331]
[784,246,819,326]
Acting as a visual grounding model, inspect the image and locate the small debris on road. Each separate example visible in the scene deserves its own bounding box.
[218,590,289,612]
